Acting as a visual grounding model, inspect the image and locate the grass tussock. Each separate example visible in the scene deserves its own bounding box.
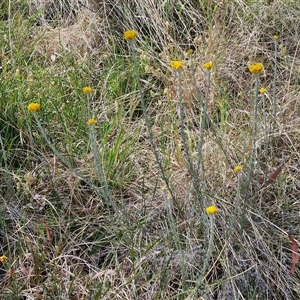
[1,0,300,299]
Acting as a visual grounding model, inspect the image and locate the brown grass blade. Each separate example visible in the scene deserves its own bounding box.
[260,165,282,189]
[288,234,299,276]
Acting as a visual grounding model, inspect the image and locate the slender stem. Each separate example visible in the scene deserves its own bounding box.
[240,74,259,231]
[176,70,203,206]
[163,190,187,289]
[197,70,210,190]
[250,75,259,176]
[195,216,215,291]
[262,93,269,184]
[89,124,115,210]
[273,38,278,130]
[129,42,174,198]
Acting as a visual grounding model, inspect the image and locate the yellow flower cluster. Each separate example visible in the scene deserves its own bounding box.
[170,60,183,70]
[87,118,97,125]
[206,205,218,215]
[124,30,137,41]
[0,255,8,263]
[248,63,264,74]
[27,102,41,112]
[83,86,93,94]
[273,35,279,40]
[234,165,242,173]
[259,87,267,94]
[203,61,213,70]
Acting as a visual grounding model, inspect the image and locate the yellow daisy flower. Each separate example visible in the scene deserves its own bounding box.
[234,165,242,173]
[27,102,41,112]
[83,86,93,94]
[203,61,213,70]
[206,206,218,215]
[87,118,97,125]
[259,87,267,94]
[170,60,183,70]
[0,255,8,263]
[248,63,264,74]
[124,30,137,41]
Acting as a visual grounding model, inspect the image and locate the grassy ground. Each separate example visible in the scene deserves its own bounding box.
[1,0,300,299]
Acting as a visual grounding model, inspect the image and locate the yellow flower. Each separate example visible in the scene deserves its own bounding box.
[161,186,167,192]
[170,60,183,70]
[234,165,242,173]
[259,87,267,94]
[83,86,92,94]
[0,255,8,263]
[248,63,264,74]
[206,205,218,215]
[273,35,279,40]
[186,49,194,57]
[27,102,41,112]
[87,118,97,125]
[203,61,213,70]
[124,30,137,41]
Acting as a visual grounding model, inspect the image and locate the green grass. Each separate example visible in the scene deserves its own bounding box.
[0,0,300,299]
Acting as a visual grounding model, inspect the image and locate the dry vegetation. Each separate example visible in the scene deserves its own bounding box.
[0,0,300,299]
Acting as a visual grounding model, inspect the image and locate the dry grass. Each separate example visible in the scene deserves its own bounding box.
[0,0,300,299]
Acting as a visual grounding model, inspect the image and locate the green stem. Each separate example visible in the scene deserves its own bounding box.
[176,70,202,204]
[89,124,115,210]
[129,42,175,199]
[195,216,215,291]
[273,38,278,130]
[240,74,259,231]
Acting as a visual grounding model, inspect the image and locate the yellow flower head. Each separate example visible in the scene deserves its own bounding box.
[206,205,218,215]
[83,86,92,94]
[273,35,279,40]
[0,255,8,263]
[186,49,194,57]
[161,186,167,192]
[259,87,267,94]
[234,165,242,173]
[27,102,41,112]
[248,63,264,74]
[203,61,213,70]
[124,30,137,41]
[170,60,183,70]
[87,118,97,125]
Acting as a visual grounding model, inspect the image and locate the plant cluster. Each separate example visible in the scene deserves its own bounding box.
[0,1,300,299]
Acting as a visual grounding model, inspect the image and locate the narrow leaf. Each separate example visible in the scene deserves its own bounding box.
[288,234,299,276]
[260,165,282,189]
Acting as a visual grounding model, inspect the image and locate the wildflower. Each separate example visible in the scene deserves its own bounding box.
[248,63,264,74]
[87,118,97,125]
[83,86,92,94]
[170,60,183,70]
[203,61,213,70]
[259,87,267,94]
[186,49,194,57]
[234,165,242,173]
[0,255,8,263]
[27,102,41,112]
[206,205,218,215]
[273,35,279,40]
[124,30,137,41]
[161,186,167,192]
